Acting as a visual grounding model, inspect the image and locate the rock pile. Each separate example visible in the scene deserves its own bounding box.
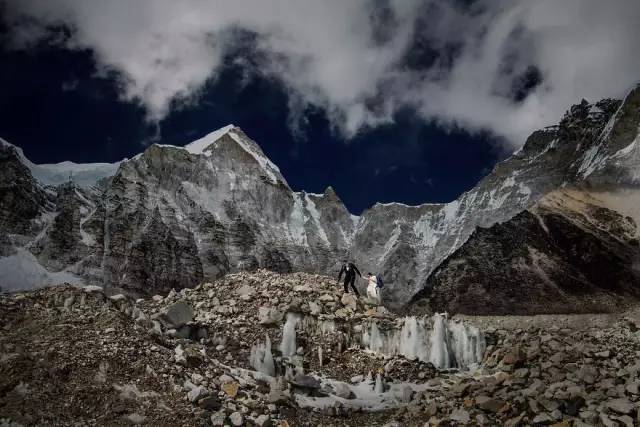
[1,270,640,426]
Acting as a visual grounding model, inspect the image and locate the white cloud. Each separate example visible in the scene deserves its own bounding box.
[3,0,640,147]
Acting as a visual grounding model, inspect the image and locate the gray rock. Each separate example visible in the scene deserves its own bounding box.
[577,364,598,384]
[308,301,322,315]
[340,293,358,311]
[254,414,272,427]
[229,411,244,426]
[160,300,193,328]
[615,415,634,427]
[599,412,618,427]
[258,307,284,325]
[625,381,639,395]
[475,395,505,413]
[449,409,470,423]
[266,390,289,404]
[532,413,553,424]
[187,386,205,402]
[605,398,634,414]
[290,374,320,390]
[210,410,226,426]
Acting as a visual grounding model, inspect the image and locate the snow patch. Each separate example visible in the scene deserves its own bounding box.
[304,193,330,246]
[183,124,236,155]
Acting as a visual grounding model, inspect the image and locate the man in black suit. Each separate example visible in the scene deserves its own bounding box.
[337,260,362,296]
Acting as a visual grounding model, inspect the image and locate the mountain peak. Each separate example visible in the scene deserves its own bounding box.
[183,124,236,155]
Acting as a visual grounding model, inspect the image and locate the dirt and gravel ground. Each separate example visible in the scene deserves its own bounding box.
[1,271,640,426]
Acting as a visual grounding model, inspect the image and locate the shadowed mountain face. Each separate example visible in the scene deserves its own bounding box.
[1,85,640,312]
[410,190,640,315]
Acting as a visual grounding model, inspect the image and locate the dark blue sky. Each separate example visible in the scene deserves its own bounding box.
[0,34,506,214]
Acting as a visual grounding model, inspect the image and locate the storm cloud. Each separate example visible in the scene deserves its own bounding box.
[3,0,640,146]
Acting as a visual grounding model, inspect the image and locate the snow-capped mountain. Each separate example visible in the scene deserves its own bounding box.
[0,126,356,294]
[1,84,640,312]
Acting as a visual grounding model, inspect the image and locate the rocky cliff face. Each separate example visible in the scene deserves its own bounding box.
[411,189,640,315]
[2,85,640,310]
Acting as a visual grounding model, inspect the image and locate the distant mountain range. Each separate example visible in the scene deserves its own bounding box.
[2,84,640,314]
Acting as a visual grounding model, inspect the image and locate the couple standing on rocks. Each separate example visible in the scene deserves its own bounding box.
[337,260,382,304]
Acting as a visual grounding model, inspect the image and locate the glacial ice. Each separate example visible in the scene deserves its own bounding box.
[280,313,300,357]
[249,334,276,376]
[362,314,485,370]
[374,373,385,393]
[429,313,451,369]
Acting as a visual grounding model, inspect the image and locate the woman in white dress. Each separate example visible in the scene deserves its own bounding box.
[366,273,381,304]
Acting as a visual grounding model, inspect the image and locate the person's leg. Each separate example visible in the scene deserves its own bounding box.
[343,278,350,293]
[350,276,360,296]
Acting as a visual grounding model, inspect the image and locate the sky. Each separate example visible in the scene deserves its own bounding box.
[1,0,640,213]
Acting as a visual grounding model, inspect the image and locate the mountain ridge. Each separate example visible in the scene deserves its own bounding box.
[1,84,640,312]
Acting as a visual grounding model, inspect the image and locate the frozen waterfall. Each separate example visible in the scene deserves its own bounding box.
[249,334,276,376]
[362,313,485,369]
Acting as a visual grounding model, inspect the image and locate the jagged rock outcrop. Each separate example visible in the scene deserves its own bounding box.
[2,85,640,310]
[0,142,50,238]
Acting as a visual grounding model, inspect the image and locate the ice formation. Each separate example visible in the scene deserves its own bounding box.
[362,314,485,369]
[249,334,275,376]
[429,313,451,369]
[374,373,385,393]
[279,313,300,357]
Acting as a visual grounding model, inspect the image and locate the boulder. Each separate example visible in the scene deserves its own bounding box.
[229,412,244,426]
[501,346,525,366]
[236,284,254,296]
[290,374,320,390]
[450,409,470,423]
[159,300,194,328]
[605,398,634,415]
[210,411,226,426]
[577,364,598,384]
[319,294,335,302]
[187,386,205,403]
[308,301,322,315]
[475,396,505,413]
[625,381,639,395]
[197,395,221,411]
[532,413,553,424]
[340,293,358,311]
[255,414,272,427]
[294,284,312,293]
